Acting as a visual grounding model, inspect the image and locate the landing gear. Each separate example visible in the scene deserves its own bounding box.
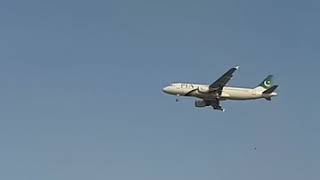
[175,94,180,102]
[213,105,225,112]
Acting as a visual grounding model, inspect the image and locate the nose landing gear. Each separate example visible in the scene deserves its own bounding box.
[175,94,180,102]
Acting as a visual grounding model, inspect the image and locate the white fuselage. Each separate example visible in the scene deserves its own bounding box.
[162,83,277,101]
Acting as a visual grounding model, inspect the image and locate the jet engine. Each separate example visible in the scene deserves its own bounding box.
[198,86,210,93]
[195,100,208,108]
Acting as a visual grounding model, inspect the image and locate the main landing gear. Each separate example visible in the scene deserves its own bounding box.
[213,105,225,112]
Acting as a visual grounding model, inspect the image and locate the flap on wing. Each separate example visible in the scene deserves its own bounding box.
[209,66,239,89]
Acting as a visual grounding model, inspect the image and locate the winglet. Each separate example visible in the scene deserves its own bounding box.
[235,65,240,70]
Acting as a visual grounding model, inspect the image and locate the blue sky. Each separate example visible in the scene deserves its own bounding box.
[0,0,319,179]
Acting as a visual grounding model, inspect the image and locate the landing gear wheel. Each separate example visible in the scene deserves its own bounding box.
[213,106,225,112]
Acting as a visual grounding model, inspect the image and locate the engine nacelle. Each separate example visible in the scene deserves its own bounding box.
[198,86,210,93]
[195,100,208,108]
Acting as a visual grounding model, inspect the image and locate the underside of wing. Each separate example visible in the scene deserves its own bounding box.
[195,99,224,111]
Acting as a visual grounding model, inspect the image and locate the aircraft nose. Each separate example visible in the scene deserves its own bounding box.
[271,92,278,96]
[162,86,170,93]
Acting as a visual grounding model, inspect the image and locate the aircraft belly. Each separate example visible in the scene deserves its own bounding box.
[183,88,261,100]
[221,90,259,100]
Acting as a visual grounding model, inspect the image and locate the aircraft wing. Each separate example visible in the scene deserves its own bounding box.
[209,66,239,90]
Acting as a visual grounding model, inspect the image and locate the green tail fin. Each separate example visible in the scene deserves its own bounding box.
[257,75,273,89]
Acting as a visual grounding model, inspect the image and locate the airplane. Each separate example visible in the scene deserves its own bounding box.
[162,66,278,111]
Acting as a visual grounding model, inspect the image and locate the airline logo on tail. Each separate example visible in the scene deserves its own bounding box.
[259,75,273,89]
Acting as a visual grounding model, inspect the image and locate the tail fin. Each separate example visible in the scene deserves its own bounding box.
[255,75,273,90]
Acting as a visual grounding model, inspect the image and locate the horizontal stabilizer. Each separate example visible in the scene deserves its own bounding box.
[263,85,278,94]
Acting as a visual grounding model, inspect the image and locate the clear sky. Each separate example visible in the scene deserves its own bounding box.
[0,0,319,179]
